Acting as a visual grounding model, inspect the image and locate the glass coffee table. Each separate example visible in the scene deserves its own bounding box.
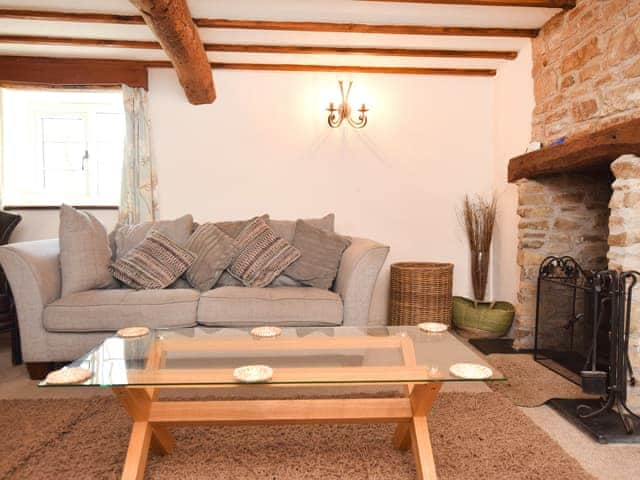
[40,326,504,480]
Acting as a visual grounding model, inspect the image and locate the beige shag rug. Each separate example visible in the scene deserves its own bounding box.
[486,354,598,407]
[0,392,594,480]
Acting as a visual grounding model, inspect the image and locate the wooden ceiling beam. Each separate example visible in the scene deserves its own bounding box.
[193,19,538,37]
[0,35,518,60]
[208,44,517,59]
[0,55,148,89]
[129,0,214,105]
[0,55,495,77]
[207,63,497,76]
[144,60,496,76]
[0,9,538,38]
[355,0,574,8]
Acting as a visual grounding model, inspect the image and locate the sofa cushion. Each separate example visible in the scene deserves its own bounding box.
[44,288,199,332]
[215,271,243,287]
[197,286,342,327]
[284,220,351,290]
[113,214,193,257]
[184,223,239,291]
[215,214,269,239]
[269,213,335,242]
[59,204,115,296]
[227,217,300,288]
[110,230,196,289]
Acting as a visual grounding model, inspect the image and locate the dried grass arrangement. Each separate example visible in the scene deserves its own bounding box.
[459,194,497,301]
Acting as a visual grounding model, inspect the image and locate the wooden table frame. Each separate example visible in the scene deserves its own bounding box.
[113,335,443,480]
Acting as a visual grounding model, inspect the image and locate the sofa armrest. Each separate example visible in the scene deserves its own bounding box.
[334,237,389,327]
[0,239,61,361]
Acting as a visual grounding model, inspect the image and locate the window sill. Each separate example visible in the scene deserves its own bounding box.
[3,205,119,211]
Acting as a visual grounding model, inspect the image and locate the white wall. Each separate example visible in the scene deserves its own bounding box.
[9,209,118,243]
[492,43,534,305]
[148,69,495,323]
[4,64,531,326]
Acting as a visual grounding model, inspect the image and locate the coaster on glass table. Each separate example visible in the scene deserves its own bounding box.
[233,365,273,383]
[117,326,150,338]
[418,322,448,333]
[250,326,282,338]
[45,367,92,385]
[449,363,493,380]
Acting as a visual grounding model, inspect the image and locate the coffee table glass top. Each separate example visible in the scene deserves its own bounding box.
[39,326,504,387]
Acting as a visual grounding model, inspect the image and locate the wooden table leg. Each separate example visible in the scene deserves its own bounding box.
[393,382,442,480]
[122,421,153,480]
[114,387,175,480]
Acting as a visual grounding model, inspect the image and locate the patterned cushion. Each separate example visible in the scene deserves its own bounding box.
[113,214,193,258]
[227,217,301,288]
[109,230,196,289]
[284,220,351,289]
[185,223,239,291]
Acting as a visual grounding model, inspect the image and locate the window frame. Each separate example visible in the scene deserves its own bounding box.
[0,88,125,209]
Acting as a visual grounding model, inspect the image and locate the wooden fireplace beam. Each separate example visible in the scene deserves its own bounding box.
[129,0,215,104]
[508,118,640,182]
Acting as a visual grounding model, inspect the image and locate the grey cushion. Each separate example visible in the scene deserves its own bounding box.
[113,214,193,257]
[215,214,269,239]
[227,217,300,288]
[59,204,114,296]
[184,223,238,291]
[197,286,343,327]
[44,288,199,332]
[284,220,351,290]
[269,274,303,287]
[269,213,334,242]
[109,231,196,289]
[215,271,243,287]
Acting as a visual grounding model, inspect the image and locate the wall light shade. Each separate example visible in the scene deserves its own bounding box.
[326,81,368,129]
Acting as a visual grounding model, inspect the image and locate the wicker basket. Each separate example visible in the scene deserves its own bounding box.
[389,262,454,326]
[452,296,515,338]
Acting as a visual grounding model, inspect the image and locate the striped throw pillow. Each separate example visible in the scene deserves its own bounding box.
[227,217,301,288]
[109,230,196,289]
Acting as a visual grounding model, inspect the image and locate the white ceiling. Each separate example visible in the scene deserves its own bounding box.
[0,0,559,71]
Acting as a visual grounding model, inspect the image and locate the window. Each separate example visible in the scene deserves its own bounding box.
[0,88,125,207]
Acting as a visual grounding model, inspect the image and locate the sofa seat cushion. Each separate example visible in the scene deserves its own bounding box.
[197,286,343,327]
[44,289,199,333]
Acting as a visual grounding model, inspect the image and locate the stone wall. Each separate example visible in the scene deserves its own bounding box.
[608,154,640,408]
[532,0,640,143]
[514,173,611,348]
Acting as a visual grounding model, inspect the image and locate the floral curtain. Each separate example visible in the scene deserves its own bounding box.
[119,85,158,224]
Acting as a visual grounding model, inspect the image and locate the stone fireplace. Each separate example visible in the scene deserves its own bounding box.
[516,0,640,408]
[510,139,640,408]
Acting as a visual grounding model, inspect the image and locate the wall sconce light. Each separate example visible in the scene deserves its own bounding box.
[327,81,368,129]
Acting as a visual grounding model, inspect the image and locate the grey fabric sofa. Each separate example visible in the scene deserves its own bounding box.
[0,236,389,376]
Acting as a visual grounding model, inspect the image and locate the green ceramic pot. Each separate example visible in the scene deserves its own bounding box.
[452,296,515,338]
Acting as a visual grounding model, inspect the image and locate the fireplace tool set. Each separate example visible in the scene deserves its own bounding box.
[535,256,639,439]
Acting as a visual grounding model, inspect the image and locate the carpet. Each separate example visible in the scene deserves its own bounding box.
[0,392,594,480]
[486,354,597,407]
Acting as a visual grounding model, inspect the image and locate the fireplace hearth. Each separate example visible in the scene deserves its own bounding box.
[535,256,640,441]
